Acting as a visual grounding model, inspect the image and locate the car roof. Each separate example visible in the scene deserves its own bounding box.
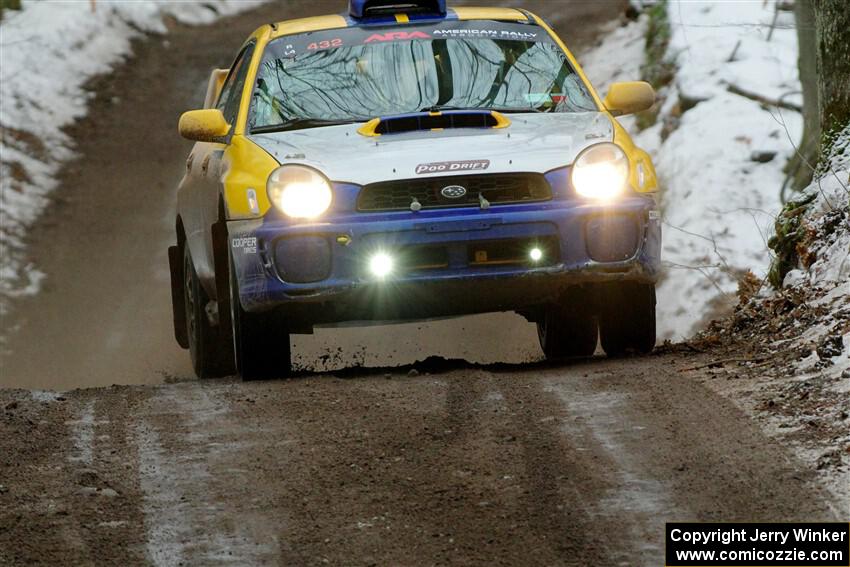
[246,7,533,43]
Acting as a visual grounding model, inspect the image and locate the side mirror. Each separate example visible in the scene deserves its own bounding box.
[603,81,656,116]
[178,109,230,142]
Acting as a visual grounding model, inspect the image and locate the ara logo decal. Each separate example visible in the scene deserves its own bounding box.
[416,160,490,175]
[440,185,467,199]
[232,236,257,254]
[364,31,431,43]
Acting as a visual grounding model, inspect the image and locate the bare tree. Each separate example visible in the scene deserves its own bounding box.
[770,0,849,287]
[788,0,850,195]
[786,0,818,192]
[813,0,850,147]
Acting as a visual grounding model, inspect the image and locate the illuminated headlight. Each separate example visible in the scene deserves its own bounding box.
[529,247,543,262]
[571,142,629,201]
[267,165,332,219]
[369,252,394,278]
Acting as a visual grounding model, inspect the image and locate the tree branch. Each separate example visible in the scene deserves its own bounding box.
[727,83,803,112]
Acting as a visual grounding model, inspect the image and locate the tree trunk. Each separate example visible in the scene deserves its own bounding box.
[813,0,850,150]
[769,0,850,287]
[787,0,818,192]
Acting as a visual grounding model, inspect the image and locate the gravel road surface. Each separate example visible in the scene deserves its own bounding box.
[0,353,839,566]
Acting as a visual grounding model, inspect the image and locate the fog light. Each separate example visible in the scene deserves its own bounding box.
[369,252,394,278]
[529,247,543,262]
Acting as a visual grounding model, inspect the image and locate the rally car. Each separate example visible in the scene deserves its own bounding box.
[169,0,662,380]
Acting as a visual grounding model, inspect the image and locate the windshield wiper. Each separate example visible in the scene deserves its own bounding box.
[420,105,544,114]
[420,105,468,113]
[251,118,364,134]
[487,106,546,114]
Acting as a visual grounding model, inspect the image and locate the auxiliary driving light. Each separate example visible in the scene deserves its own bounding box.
[529,247,543,262]
[369,252,394,278]
[572,142,629,201]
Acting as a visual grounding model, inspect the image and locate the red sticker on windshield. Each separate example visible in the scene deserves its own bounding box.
[365,31,431,43]
[307,38,343,50]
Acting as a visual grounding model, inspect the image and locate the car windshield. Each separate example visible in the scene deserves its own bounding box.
[250,20,597,131]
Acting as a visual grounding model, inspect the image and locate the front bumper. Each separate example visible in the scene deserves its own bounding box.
[228,196,661,324]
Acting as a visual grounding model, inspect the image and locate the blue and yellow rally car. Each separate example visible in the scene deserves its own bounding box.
[169,0,662,380]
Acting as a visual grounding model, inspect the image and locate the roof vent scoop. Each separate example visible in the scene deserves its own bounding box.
[349,0,447,18]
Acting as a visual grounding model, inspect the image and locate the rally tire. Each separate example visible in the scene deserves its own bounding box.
[537,291,598,359]
[598,283,656,357]
[183,245,235,378]
[229,253,292,381]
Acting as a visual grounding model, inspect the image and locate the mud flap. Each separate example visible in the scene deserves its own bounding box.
[168,245,189,349]
[212,221,233,335]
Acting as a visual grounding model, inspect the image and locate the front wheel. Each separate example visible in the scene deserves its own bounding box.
[537,289,598,359]
[229,254,291,381]
[598,282,656,356]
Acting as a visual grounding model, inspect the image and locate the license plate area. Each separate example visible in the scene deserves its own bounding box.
[469,236,559,267]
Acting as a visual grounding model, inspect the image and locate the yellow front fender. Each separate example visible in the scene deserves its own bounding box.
[221,136,278,219]
[611,119,659,194]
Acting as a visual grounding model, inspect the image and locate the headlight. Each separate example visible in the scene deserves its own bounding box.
[571,143,629,201]
[267,165,332,219]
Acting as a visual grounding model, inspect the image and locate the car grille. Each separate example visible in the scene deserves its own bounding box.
[357,173,552,212]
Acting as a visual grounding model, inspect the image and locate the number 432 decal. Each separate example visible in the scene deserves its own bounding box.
[307,39,342,50]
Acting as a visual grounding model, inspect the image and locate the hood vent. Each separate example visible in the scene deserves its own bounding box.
[358,110,510,137]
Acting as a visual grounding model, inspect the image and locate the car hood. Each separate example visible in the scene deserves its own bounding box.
[248,112,613,185]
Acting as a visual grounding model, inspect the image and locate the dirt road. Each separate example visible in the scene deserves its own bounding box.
[0,353,840,566]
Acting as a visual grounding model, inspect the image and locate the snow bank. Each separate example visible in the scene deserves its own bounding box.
[787,127,850,288]
[655,0,847,364]
[582,1,804,340]
[0,0,266,313]
[646,0,803,340]
[784,125,850,378]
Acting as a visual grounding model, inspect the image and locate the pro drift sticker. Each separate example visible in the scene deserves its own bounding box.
[416,160,490,175]
[232,236,257,254]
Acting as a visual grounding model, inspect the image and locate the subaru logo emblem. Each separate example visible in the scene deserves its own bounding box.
[440,185,467,199]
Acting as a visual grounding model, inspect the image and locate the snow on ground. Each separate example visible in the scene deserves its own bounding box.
[579,15,647,92]
[578,11,646,135]
[649,0,803,340]
[786,126,850,290]
[785,125,850,380]
[582,1,804,341]
[0,0,266,314]
[649,0,848,387]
